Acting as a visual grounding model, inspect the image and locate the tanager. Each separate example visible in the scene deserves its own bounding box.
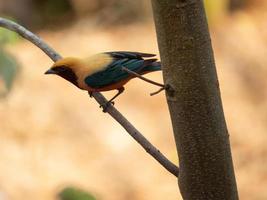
[45,51,161,109]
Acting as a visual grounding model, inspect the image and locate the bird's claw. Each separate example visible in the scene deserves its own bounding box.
[100,101,114,112]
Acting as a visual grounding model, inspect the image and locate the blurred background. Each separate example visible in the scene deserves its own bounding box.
[0,0,267,199]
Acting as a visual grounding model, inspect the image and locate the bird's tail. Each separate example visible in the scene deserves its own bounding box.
[142,59,161,72]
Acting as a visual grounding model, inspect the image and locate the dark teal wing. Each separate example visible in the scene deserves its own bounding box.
[85,51,161,88]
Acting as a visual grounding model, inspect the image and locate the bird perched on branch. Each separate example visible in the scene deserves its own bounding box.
[45,51,162,111]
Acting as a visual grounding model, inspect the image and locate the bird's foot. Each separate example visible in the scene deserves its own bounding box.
[100,101,115,112]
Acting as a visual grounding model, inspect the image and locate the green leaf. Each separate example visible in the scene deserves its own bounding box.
[0,49,20,97]
[58,187,97,200]
[0,28,20,45]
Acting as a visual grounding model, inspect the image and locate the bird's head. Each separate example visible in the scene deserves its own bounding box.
[45,57,83,87]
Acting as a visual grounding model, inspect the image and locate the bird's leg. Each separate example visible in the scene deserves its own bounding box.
[89,92,93,97]
[108,87,125,103]
[100,87,125,112]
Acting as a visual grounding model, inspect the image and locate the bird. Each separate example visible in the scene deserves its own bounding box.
[45,51,162,111]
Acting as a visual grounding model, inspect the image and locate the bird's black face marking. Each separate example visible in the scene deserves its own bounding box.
[46,66,78,86]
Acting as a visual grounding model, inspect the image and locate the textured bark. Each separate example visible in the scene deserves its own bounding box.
[151,0,238,199]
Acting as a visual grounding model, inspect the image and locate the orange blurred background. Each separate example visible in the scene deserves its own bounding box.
[0,0,267,199]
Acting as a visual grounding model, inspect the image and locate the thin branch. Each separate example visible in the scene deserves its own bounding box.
[150,87,165,96]
[0,17,179,177]
[91,92,179,176]
[122,66,165,87]
[0,18,61,61]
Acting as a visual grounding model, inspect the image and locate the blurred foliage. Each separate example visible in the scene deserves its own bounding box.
[0,27,20,44]
[204,0,255,25]
[204,0,228,24]
[59,187,96,200]
[0,49,19,97]
[34,0,73,28]
[0,28,20,97]
[0,0,150,29]
[0,0,73,30]
[38,0,72,17]
[228,0,248,11]
[0,0,261,29]
[97,0,150,25]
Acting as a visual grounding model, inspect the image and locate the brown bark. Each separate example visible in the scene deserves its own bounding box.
[151,0,239,199]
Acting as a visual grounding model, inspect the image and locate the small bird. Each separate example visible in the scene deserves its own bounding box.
[45,51,162,110]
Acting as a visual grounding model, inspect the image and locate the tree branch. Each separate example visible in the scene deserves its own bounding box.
[0,17,179,177]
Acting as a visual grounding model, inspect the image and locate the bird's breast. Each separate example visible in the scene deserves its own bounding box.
[79,77,131,92]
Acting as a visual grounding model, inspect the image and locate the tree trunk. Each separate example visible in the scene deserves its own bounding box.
[151,1,238,199]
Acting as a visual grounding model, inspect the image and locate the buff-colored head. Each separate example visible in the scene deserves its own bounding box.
[45,54,114,90]
[45,57,84,87]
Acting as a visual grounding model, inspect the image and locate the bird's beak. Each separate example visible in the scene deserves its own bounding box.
[44,69,56,75]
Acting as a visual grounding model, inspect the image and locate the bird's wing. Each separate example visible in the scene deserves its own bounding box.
[106,51,156,59]
[84,51,159,88]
